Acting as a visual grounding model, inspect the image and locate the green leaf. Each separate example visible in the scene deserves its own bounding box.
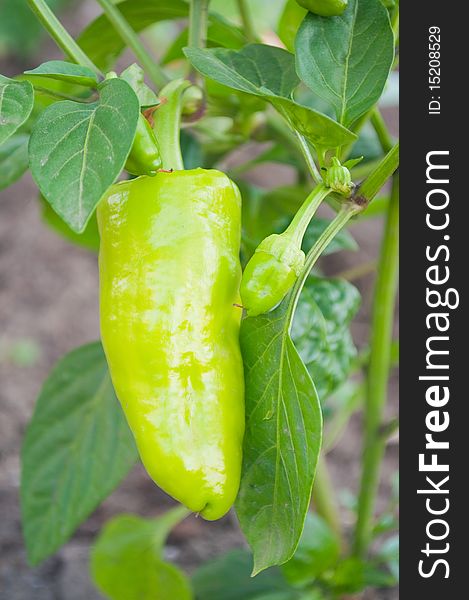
[291,277,360,401]
[0,133,29,190]
[120,63,159,108]
[281,513,340,586]
[40,196,100,252]
[77,0,190,70]
[29,78,140,233]
[295,0,394,126]
[192,550,296,600]
[0,75,34,144]
[278,0,307,52]
[184,45,356,149]
[20,342,137,566]
[90,509,191,600]
[236,297,323,575]
[330,557,396,594]
[24,61,98,87]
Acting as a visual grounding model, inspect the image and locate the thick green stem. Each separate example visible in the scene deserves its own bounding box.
[312,456,342,542]
[95,0,168,89]
[370,108,394,153]
[356,142,399,205]
[237,0,256,42]
[285,184,330,245]
[189,0,210,50]
[27,0,100,75]
[353,173,399,556]
[153,79,191,170]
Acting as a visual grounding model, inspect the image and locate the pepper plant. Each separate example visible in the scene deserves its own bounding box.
[1,0,399,597]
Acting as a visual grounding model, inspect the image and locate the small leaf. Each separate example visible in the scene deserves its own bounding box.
[0,133,29,190]
[236,298,323,575]
[0,74,34,144]
[120,63,159,108]
[281,513,340,586]
[291,277,361,401]
[295,0,394,126]
[278,0,307,52]
[20,342,137,565]
[24,60,98,87]
[29,77,140,233]
[40,195,100,252]
[90,509,191,600]
[184,45,356,149]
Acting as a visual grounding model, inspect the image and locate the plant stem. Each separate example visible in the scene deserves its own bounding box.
[353,172,399,556]
[355,142,399,205]
[312,456,342,542]
[287,205,357,328]
[285,184,330,245]
[189,0,210,50]
[295,132,322,184]
[153,79,191,170]
[27,0,100,75]
[237,0,256,42]
[370,108,394,153]
[95,0,168,89]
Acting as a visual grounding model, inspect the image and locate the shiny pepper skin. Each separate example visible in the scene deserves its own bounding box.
[296,0,348,16]
[240,234,305,317]
[124,113,162,176]
[98,169,245,520]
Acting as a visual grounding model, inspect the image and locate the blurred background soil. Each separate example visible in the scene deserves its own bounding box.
[0,2,398,598]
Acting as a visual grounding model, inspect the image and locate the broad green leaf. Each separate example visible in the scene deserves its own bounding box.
[120,63,159,108]
[29,78,140,233]
[0,75,34,144]
[186,44,300,98]
[295,0,394,126]
[90,509,191,600]
[192,550,296,600]
[77,0,190,70]
[291,277,360,401]
[236,297,323,575]
[281,514,340,586]
[20,342,137,566]
[40,196,100,252]
[162,15,246,65]
[184,45,356,149]
[330,557,396,594]
[24,61,98,87]
[278,0,306,52]
[0,133,29,190]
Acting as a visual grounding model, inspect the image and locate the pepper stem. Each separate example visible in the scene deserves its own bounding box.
[284,184,331,246]
[153,79,191,171]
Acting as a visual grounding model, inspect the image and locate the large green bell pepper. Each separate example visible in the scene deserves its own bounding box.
[98,168,244,520]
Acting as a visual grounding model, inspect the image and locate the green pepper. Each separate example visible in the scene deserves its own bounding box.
[98,168,244,520]
[296,0,348,16]
[240,234,305,317]
[241,184,330,317]
[124,113,162,176]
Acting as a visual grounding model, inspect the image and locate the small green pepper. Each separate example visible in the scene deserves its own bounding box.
[240,184,330,316]
[296,0,348,16]
[240,234,305,317]
[124,113,162,176]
